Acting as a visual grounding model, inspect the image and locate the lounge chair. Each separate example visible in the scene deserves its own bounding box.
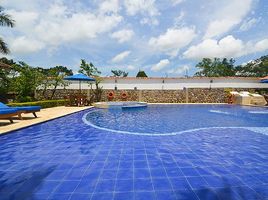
[0,102,41,119]
[0,108,19,123]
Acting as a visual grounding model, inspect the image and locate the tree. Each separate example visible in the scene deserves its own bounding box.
[235,55,268,77]
[136,70,148,77]
[49,66,73,99]
[78,59,101,77]
[111,69,128,77]
[11,62,44,102]
[0,6,15,54]
[195,58,236,77]
[0,57,16,102]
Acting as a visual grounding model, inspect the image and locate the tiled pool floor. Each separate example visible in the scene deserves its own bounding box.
[0,109,267,200]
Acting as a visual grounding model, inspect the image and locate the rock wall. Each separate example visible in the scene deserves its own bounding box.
[36,88,246,103]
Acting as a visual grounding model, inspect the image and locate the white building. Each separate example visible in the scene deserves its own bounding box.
[64,77,268,90]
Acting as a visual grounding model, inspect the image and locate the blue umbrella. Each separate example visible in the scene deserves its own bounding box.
[64,73,95,92]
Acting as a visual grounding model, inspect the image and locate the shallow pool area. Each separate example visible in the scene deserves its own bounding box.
[0,105,268,200]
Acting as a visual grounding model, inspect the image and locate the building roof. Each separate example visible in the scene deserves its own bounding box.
[0,62,11,69]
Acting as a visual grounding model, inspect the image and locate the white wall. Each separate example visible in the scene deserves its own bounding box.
[62,77,268,90]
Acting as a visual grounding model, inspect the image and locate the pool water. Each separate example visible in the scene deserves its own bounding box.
[0,105,268,200]
[84,105,268,135]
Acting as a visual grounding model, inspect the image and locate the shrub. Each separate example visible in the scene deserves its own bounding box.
[8,99,68,109]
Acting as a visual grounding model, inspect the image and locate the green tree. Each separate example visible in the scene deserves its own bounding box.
[136,70,148,77]
[0,57,16,102]
[235,55,268,77]
[78,59,101,77]
[49,66,73,99]
[111,69,128,77]
[195,58,236,77]
[0,6,15,54]
[11,62,44,102]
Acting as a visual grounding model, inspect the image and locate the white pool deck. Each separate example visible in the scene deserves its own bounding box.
[0,106,92,135]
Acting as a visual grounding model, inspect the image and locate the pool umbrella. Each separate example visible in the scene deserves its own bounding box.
[64,73,96,92]
[260,76,268,83]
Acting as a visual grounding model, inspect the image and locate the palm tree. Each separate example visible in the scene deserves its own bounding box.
[0,6,15,54]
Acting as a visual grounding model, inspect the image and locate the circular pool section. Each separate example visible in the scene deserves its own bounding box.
[83,104,268,135]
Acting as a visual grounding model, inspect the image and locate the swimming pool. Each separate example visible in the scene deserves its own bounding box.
[84,104,268,136]
[0,105,267,200]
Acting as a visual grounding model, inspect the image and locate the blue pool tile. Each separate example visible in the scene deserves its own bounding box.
[115,179,133,192]
[65,169,85,180]
[169,177,191,190]
[46,170,69,181]
[119,161,133,169]
[203,175,226,188]
[134,178,154,191]
[187,176,209,190]
[35,181,60,193]
[134,191,157,200]
[117,169,133,180]
[91,192,113,200]
[174,189,199,200]
[213,187,242,200]
[114,192,135,200]
[54,180,80,193]
[134,160,148,168]
[69,193,91,200]
[251,185,268,199]
[180,167,200,177]
[152,178,173,191]
[74,180,96,193]
[196,167,213,176]
[134,168,151,179]
[156,190,177,200]
[29,193,49,200]
[48,193,70,200]
[150,168,167,178]
[100,170,117,180]
[194,188,220,200]
[95,179,115,193]
[165,167,184,177]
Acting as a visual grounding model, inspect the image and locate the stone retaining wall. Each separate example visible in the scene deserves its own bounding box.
[36,88,261,103]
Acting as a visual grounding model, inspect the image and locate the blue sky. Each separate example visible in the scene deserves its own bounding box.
[1,0,268,77]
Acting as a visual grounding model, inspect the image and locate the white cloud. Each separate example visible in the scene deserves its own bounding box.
[183,35,268,59]
[10,36,45,54]
[124,0,159,16]
[149,27,196,57]
[99,0,120,14]
[167,65,190,75]
[6,10,39,32]
[124,0,159,25]
[151,59,170,72]
[112,50,131,63]
[240,17,259,31]
[254,39,268,52]
[111,29,134,43]
[5,2,123,52]
[204,0,253,38]
[35,12,122,45]
[171,0,185,6]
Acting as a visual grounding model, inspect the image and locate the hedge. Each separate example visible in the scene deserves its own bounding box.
[8,99,68,109]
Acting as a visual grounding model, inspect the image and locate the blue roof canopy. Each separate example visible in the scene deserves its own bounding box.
[64,73,95,81]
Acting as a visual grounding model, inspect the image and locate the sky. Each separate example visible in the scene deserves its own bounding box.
[1,0,268,77]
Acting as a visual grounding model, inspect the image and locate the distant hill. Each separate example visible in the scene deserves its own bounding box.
[236,55,268,77]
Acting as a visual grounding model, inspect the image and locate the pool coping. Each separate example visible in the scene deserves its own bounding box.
[0,106,93,136]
